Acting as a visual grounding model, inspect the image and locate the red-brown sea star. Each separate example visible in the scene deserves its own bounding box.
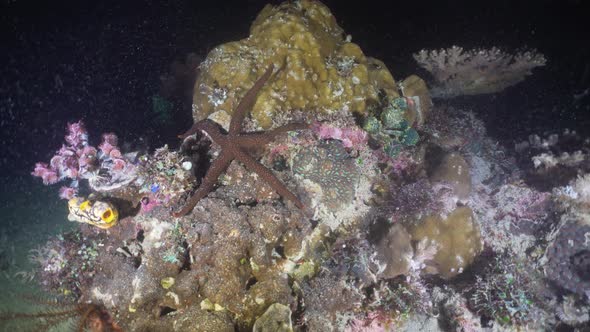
[173,65,307,217]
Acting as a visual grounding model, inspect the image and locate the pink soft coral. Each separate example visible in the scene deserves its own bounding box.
[32,120,135,198]
[32,162,59,185]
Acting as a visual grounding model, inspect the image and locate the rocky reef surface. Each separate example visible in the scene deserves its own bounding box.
[8,1,589,331]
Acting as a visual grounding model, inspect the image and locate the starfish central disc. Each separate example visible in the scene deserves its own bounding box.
[173,65,307,217]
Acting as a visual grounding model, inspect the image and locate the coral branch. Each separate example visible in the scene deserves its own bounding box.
[414,46,546,98]
[31,121,136,199]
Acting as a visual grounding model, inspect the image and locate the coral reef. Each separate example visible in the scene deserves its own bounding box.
[24,1,590,331]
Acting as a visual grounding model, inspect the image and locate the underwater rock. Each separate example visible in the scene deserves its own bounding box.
[69,195,310,330]
[180,198,302,328]
[423,106,487,151]
[472,183,550,256]
[302,272,364,331]
[544,215,590,297]
[132,305,235,332]
[220,162,281,206]
[557,295,590,327]
[408,207,483,279]
[193,0,400,128]
[252,303,293,332]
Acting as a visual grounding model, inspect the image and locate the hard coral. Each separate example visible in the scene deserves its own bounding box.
[429,152,472,200]
[292,140,360,211]
[414,46,546,98]
[407,207,483,279]
[374,223,414,279]
[193,0,399,128]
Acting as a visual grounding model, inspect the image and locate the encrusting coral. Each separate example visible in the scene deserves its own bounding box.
[291,139,360,211]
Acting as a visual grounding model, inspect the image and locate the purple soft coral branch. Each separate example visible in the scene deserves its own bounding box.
[312,122,368,149]
[31,120,129,199]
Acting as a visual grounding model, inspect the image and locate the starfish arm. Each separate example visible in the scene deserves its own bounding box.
[233,148,304,209]
[177,119,225,143]
[173,151,233,217]
[177,121,204,139]
[229,65,274,135]
[237,123,309,148]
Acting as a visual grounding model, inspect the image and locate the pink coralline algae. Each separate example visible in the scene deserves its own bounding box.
[31,120,135,198]
[140,195,160,213]
[58,186,78,200]
[312,122,368,149]
[346,311,395,332]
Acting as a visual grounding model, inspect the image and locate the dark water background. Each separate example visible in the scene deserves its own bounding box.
[1,0,589,180]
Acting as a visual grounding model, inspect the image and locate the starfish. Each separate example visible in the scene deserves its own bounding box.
[173,65,308,217]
